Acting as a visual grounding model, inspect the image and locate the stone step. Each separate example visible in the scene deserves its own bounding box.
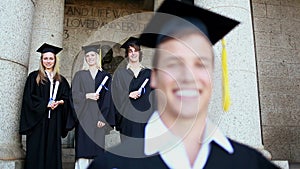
[62,148,75,163]
[63,162,75,169]
[62,148,75,169]
[290,163,300,169]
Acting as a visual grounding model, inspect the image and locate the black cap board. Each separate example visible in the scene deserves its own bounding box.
[120,37,140,49]
[82,45,100,54]
[36,43,62,54]
[139,0,240,47]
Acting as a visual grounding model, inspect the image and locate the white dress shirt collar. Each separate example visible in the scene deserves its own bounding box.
[144,111,234,169]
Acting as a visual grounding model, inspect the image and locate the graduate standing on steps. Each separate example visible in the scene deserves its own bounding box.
[67,44,115,169]
[88,0,280,168]
[112,37,155,140]
[19,43,71,169]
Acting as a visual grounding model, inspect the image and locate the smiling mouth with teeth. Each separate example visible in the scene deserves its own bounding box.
[176,90,199,97]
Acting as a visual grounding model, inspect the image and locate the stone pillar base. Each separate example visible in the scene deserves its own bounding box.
[256,145,272,159]
[256,146,289,168]
[0,145,25,160]
[0,160,24,169]
[273,160,289,169]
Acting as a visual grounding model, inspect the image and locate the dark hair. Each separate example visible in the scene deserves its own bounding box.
[125,43,143,62]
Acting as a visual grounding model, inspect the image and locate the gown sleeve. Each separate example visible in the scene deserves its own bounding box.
[72,72,88,119]
[19,71,49,135]
[96,72,115,126]
[111,69,125,129]
[59,76,72,138]
[66,71,85,130]
[65,88,78,131]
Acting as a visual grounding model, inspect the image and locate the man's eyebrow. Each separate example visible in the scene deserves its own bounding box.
[160,54,211,62]
[161,56,180,61]
[196,56,212,62]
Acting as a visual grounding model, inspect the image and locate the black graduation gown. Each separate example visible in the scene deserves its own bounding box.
[112,67,155,139]
[67,70,115,159]
[88,139,280,169]
[19,70,71,169]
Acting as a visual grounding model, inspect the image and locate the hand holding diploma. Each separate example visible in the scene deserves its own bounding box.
[97,120,106,128]
[129,91,141,99]
[86,93,99,100]
[86,76,109,100]
[129,78,149,99]
[47,100,64,110]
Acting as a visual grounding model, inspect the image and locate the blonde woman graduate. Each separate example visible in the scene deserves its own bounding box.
[67,44,115,169]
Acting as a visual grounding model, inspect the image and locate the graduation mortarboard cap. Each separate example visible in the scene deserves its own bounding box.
[82,45,100,54]
[139,0,240,48]
[36,43,62,54]
[139,0,240,112]
[120,37,140,49]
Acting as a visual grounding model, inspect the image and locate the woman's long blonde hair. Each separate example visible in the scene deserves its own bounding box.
[36,54,61,85]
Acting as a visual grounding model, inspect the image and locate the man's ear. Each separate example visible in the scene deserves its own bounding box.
[150,69,157,88]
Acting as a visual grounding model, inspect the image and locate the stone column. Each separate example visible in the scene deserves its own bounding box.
[194,0,264,151]
[194,0,288,168]
[0,0,35,168]
[28,0,65,73]
[154,0,164,10]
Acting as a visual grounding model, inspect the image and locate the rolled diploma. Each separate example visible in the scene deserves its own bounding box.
[52,81,60,100]
[138,78,149,94]
[48,81,60,118]
[96,76,109,93]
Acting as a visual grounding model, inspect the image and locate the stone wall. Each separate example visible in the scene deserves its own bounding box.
[252,0,300,162]
[61,0,154,81]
